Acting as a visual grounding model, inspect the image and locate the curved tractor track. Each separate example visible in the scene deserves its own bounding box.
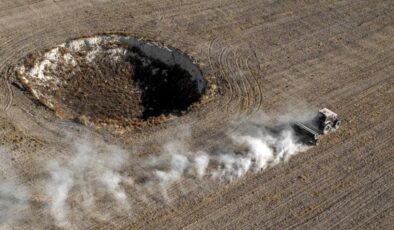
[0,0,393,229]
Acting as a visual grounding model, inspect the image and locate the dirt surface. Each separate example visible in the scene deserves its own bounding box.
[0,0,393,229]
[14,37,204,132]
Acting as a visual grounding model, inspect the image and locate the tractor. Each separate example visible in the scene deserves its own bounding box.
[292,108,341,145]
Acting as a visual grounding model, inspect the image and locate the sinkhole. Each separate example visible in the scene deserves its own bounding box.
[15,35,207,129]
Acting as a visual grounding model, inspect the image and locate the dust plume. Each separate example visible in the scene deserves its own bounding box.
[1,109,315,228]
[143,110,312,199]
[0,180,30,228]
[0,148,30,229]
[148,122,308,185]
[45,140,131,228]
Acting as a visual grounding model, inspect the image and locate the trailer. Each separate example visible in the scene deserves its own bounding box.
[292,108,341,145]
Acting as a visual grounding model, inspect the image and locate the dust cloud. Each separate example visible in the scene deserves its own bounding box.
[0,110,314,228]
[0,148,30,229]
[45,141,131,228]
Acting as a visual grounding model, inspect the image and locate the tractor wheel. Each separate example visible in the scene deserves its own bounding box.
[334,120,341,129]
[323,123,332,134]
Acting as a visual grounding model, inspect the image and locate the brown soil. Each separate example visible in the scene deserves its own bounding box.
[54,53,143,123]
[0,0,393,229]
[17,45,203,131]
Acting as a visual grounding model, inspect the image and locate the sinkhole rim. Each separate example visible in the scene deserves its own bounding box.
[13,34,208,132]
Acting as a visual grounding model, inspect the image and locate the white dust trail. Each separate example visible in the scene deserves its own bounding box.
[46,119,310,227]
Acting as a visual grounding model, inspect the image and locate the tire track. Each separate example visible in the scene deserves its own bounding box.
[351,204,394,230]
[219,129,393,230]
[186,99,393,229]
[3,66,13,112]
[291,158,393,229]
[157,115,392,229]
[0,0,393,229]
